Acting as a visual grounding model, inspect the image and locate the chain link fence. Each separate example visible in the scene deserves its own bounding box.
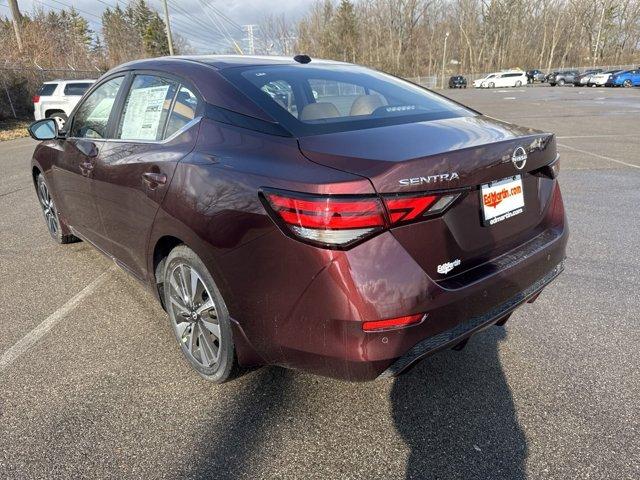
[0,66,103,121]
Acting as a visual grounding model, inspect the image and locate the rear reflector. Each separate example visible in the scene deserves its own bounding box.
[262,189,460,249]
[362,313,425,332]
[32,95,40,104]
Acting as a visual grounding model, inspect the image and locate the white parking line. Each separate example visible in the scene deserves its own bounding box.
[558,143,640,170]
[0,268,114,373]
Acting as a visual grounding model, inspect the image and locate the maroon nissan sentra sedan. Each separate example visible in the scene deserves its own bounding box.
[28,55,567,383]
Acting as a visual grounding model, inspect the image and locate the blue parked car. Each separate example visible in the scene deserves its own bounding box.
[611,69,640,87]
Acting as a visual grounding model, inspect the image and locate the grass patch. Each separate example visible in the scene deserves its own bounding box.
[0,119,30,141]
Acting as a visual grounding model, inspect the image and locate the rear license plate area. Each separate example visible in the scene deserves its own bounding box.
[480,175,525,226]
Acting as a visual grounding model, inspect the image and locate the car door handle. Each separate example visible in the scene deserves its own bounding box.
[142,172,167,187]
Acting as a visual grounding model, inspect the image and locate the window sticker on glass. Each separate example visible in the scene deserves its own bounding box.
[120,85,170,140]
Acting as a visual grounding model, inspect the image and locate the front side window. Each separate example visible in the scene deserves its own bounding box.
[224,65,472,136]
[70,76,124,139]
[117,75,178,141]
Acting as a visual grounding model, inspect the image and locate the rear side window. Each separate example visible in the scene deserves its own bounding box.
[64,83,93,96]
[39,84,57,96]
[117,75,177,141]
[165,86,198,138]
[223,65,472,136]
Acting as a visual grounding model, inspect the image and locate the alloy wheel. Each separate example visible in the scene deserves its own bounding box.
[37,177,59,237]
[623,80,632,88]
[167,263,221,368]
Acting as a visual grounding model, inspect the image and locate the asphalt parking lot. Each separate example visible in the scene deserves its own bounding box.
[1,85,639,479]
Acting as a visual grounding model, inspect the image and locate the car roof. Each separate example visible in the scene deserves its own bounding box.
[114,55,350,72]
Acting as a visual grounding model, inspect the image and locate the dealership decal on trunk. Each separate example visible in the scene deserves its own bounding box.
[437,258,461,275]
[399,172,459,186]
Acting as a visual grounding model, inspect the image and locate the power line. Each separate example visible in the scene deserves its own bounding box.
[207,4,243,32]
[196,0,243,54]
[39,0,104,20]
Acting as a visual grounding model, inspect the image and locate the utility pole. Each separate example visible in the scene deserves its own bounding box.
[441,31,450,89]
[161,0,175,56]
[8,0,23,53]
[593,2,606,67]
[243,24,257,55]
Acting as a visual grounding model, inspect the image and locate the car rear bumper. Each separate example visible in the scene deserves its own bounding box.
[255,183,568,381]
[377,260,563,378]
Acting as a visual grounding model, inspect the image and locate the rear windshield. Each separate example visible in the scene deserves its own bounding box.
[64,82,93,96]
[221,65,473,136]
[38,83,58,96]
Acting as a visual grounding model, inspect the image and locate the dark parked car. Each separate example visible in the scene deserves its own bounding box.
[548,70,580,86]
[526,69,545,83]
[28,55,568,383]
[448,75,467,88]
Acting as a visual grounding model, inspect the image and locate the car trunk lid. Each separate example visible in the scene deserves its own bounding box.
[298,115,559,282]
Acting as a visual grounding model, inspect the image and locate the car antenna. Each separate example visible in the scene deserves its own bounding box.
[293,54,312,64]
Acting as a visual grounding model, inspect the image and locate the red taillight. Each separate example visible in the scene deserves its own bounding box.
[385,195,437,223]
[264,192,385,248]
[262,189,460,249]
[32,95,40,104]
[383,192,460,226]
[362,313,425,332]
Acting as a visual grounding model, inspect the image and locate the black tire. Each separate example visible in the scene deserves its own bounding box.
[623,79,633,88]
[35,173,78,244]
[47,112,67,130]
[558,79,565,86]
[488,82,495,88]
[163,245,239,383]
[515,80,522,87]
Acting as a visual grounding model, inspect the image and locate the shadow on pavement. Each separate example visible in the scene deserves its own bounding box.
[184,367,294,479]
[390,327,527,480]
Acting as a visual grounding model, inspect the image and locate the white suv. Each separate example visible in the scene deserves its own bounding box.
[33,79,95,129]
[476,71,527,88]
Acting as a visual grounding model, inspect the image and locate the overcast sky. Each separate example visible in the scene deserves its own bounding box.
[8,0,319,53]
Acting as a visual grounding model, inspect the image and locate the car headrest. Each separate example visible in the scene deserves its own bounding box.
[299,102,341,121]
[349,95,385,116]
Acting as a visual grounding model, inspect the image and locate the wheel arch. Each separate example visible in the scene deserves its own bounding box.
[31,164,42,188]
[151,234,184,311]
[148,232,266,367]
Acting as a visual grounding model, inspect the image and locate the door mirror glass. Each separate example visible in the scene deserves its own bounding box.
[28,118,58,140]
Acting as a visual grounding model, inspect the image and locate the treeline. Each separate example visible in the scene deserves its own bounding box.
[295,0,640,77]
[0,0,184,70]
[0,0,189,119]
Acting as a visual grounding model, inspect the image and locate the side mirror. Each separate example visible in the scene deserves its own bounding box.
[28,118,58,141]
